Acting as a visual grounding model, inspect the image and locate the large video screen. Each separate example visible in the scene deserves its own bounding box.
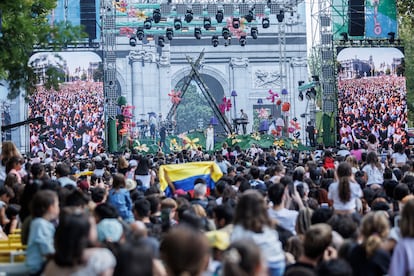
[28,52,104,159]
[337,47,406,147]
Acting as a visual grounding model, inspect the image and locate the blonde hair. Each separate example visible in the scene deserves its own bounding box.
[117,156,129,170]
[345,155,358,170]
[1,141,22,165]
[360,211,389,257]
[192,204,207,218]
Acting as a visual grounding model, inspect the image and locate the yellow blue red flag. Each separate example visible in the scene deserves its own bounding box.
[159,161,223,197]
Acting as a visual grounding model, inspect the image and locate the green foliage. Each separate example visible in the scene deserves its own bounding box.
[0,0,86,99]
[93,63,104,82]
[175,82,213,133]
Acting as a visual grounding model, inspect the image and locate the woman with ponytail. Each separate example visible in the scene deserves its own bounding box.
[328,162,362,214]
[347,211,391,276]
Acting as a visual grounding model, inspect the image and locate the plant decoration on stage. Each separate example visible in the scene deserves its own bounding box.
[273,139,285,148]
[219,97,232,114]
[256,108,269,119]
[288,118,301,134]
[115,0,128,12]
[169,138,183,152]
[179,134,201,150]
[119,27,135,37]
[226,17,247,38]
[267,89,281,105]
[133,141,149,153]
[251,132,261,141]
[168,90,182,104]
[127,7,146,19]
[118,105,135,137]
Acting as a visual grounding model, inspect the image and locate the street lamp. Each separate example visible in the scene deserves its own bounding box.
[231,90,237,118]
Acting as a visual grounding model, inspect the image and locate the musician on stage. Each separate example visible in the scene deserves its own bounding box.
[240,109,248,134]
[205,124,215,151]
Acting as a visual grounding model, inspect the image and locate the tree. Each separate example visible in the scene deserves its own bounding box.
[0,1,85,99]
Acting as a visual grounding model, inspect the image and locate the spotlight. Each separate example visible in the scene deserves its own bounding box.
[136,27,144,40]
[262,17,270,28]
[129,35,137,47]
[144,18,152,29]
[184,9,193,23]
[212,35,219,47]
[194,27,202,39]
[312,75,319,82]
[276,10,285,23]
[251,27,258,39]
[174,18,182,30]
[158,36,165,47]
[239,35,247,46]
[216,10,224,23]
[204,17,211,30]
[245,10,254,23]
[298,91,304,101]
[232,18,240,29]
[388,32,395,43]
[165,28,174,40]
[222,27,230,40]
[152,9,161,24]
[306,88,316,100]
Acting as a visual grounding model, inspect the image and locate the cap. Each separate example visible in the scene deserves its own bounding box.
[125,179,137,191]
[97,218,123,242]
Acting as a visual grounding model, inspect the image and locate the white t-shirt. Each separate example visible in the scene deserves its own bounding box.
[362,163,385,186]
[328,181,362,211]
[268,208,298,235]
[391,152,408,166]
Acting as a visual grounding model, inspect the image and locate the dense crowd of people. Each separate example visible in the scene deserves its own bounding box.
[28,81,105,159]
[1,134,414,276]
[337,76,407,147]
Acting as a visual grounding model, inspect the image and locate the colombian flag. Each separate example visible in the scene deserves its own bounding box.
[159,161,223,197]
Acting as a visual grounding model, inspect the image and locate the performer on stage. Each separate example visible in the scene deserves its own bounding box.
[149,114,157,140]
[205,124,214,151]
[306,121,316,147]
[240,109,248,134]
[159,123,166,150]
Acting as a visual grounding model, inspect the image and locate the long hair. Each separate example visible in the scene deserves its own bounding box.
[400,199,414,238]
[223,240,262,276]
[360,211,389,257]
[1,141,21,166]
[366,151,382,171]
[336,162,352,203]
[233,190,271,233]
[54,209,91,267]
[135,156,150,175]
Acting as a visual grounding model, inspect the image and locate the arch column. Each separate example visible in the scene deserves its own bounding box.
[230,57,249,127]
[128,50,145,117]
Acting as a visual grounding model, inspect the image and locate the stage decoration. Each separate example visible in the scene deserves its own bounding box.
[273,139,284,148]
[251,132,261,141]
[291,139,300,148]
[232,138,242,145]
[219,97,232,113]
[169,138,183,152]
[119,27,135,37]
[281,102,291,112]
[227,133,237,139]
[281,88,288,95]
[226,17,247,39]
[288,119,301,134]
[134,141,149,152]
[182,135,200,150]
[115,0,128,13]
[128,8,146,19]
[257,108,269,119]
[168,90,182,104]
[266,89,279,103]
[276,99,282,106]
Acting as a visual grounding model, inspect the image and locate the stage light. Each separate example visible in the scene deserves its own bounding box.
[251,27,258,39]
[212,35,219,47]
[388,32,395,43]
[239,35,247,46]
[194,27,202,39]
[262,17,270,28]
[222,27,230,40]
[165,28,173,40]
[158,36,165,47]
[144,18,152,29]
[306,88,316,100]
[204,17,211,30]
[340,32,348,42]
[129,35,137,47]
[136,27,144,40]
[312,75,319,82]
[276,10,285,23]
[232,18,240,29]
[216,10,224,23]
[298,91,304,101]
[245,10,254,23]
[152,9,161,23]
[184,9,193,23]
[174,18,182,30]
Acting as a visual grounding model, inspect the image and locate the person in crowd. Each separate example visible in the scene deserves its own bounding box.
[26,190,60,275]
[43,208,116,275]
[391,142,408,168]
[362,151,384,188]
[231,190,285,276]
[134,156,155,191]
[328,162,363,214]
[388,199,414,275]
[107,173,134,222]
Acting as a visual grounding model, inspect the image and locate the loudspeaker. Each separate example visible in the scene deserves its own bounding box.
[80,0,97,41]
[348,0,365,36]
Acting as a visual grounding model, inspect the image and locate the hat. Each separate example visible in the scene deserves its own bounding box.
[174,189,187,196]
[97,218,123,242]
[129,160,138,167]
[125,179,137,191]
[205,231,230,251]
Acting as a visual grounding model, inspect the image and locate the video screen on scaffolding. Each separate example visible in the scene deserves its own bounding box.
[28,52,104,159]
[337,47,406,148]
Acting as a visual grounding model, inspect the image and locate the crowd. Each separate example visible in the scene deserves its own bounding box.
[337,76,407,147]
[28,81,105,159]
[1,135,414,276]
